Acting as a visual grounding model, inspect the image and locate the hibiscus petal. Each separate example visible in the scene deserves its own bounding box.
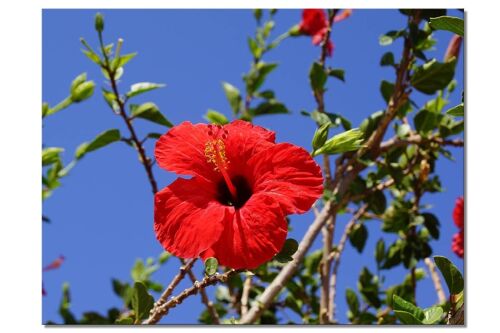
[155,121,216,180]
[248,143,324,214]
[201,193,287,269]
[154,177,230,258]
[224,120,276,173]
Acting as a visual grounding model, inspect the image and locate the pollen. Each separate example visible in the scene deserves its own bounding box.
[205,139,229,171]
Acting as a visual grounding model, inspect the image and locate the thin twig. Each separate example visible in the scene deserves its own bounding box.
[144,270,240,324]
[182,259,221,324]
[240,274,253,316]
[424,257,446,305]
[153,258,197,310]
[329,204,368,321]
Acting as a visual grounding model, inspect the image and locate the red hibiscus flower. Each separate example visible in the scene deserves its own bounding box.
[452,196,464,229]
[299,9,334,57]
[451,196,464,258]
[154,120,323,269]
[452,229,464,258]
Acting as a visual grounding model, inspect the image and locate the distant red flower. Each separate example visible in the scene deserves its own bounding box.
[299,9,334,57]
[451,196,464,258]
[452,229,464,258]
[42,255,65,296]
[154,120,323,269]
[334,9,353,23]
[453,196,464,229]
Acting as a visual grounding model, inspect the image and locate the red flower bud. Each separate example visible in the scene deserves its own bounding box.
[453,196,464,229]
[444,35,463,63]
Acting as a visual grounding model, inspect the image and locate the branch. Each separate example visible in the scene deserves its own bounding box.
[240,274,253,316]
[153,258,197,310]
[145,270,240,324]
[184,260,220,324]
[329,204,368,321]
[424,257,446,305]
[380,133,464,153]
[239,201,336,324]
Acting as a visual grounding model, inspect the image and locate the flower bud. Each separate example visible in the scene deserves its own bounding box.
[288,24,302,37]
[312,122,330,151]
[444,35,462,63]
[95,12,104,32]
[71,81,95,102]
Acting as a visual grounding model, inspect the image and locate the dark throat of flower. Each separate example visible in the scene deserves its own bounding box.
[204,125,238,201]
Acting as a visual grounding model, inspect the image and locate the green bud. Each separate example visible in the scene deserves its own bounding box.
[313,128,364,156]
[288,24,302,37]
[312,122,331,152]
[71,81,95,102]
[95,12,104,32]
[70,73,87,92]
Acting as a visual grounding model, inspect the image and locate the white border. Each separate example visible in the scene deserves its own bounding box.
[1,0,498,332]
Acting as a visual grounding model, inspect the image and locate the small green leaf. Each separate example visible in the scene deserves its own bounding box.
[245,62,278,95]
[250,100,288,117]
[393,295,424,320]
[368,190,387,215]
[126,82,166,98]
[349,223,368,253]
[429,16,464,37]
[422,213,440,239]
[75,129,121,160]
[222,82,242,115]
[309,62,327,92]
[397,123,411,138]
[327,68,345,82]
[433,256,464,295]
[312,122,331,151]
[130,102,173,128]
[204,257,218,276]
[380,80,395,103]
[422,306,444,324]
[410,59,456,95]
[274,238,299,263]
[158,251,171,265]
[446,103,464,117]
[82,50,101,64]
[380,52,395,66]
[345,288,360,316]
[414,109,443,134]
[379,30,405,46]
[247,37,262,59]
[394,310,423,325]
[375,238,385,265]
[131,282,154,322]
[42,147,64,166]
[313,128,364,156]
[111,52,137,70]
[116,317,134,325]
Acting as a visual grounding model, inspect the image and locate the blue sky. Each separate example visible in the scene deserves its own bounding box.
[42,9,464,324]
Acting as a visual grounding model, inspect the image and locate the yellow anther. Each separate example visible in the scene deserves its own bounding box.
[204,139,229,172]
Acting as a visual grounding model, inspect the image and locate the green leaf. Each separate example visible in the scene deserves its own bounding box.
[313,128,364,156]
[312,122,331,151]
[380,52,395,66]
[422,213,440,239]
[158,251,171,265]
[446,103,464,117]
[394,310,423,325]
[410,59,456,95]
[59,282,77,324]
[222,82,242,115]
[274,238,299,263]
[130,102,173,127]
[422,306,444,324]
[111,52,137,70]
[309,62,327,92]
[304,249,322,275]
[247,37,262,59]
[116,317,134,325]
[345,288,360,316]
[368,190,387,215]
[75,129,121,160]
[204,257,218,276]
[375,238,385,265]
[360,110,384,138]
[250,100,288,117]
[397,123,411,138]
[429,16,464,37]
[414,109,443,134]
[82,50,101,64]
[126,82,165,98]
[379,30,405,46]
[380,80,395,103]
[433,256,464,294]
[42,147,64,166]
[327,68,345,82]
[349,223,368,253]
[245,62,278,95]
[393,295,424,320]
[131,282,154,322]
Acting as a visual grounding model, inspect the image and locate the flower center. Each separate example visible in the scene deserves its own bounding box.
[204,125,238,201]
[216,175,253,208]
